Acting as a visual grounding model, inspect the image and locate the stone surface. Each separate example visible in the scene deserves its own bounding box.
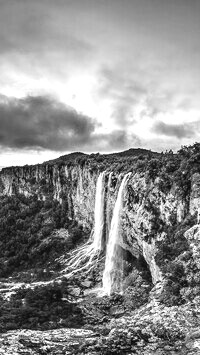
[0,297,199,354]
[0,163,191,286]
[190,173,200,215]
[184,225,200,269]
[1,154,200,354]
[0,328,96,355]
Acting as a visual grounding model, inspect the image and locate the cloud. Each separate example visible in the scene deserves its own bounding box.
[0,94,140,153]
[97,63,190,129]
[0,1,92,56]
[0,95,96,151]
[152,120,200,139]
[0,0,95,84]
[97,66,147,126]
[89,130,141,152]
[97,59,200,135]
[0,0,199,159]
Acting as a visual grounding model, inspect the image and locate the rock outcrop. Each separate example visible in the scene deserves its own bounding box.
[0,156,198,289]
[1,148,200,354]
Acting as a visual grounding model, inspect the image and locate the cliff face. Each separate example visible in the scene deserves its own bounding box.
[1,149,200,355]
[1,157,199,290]
[0,164,98,229]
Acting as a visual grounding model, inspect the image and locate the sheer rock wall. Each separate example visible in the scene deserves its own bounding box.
[0,164,199,286]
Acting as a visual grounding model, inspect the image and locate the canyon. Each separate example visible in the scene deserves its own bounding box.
[0,147,200,354]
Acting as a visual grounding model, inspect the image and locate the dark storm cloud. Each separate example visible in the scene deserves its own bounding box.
[0,95,96,151]
[153,121,200,139]
[0,95,140,152]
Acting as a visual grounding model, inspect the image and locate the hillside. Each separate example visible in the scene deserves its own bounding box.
[0,143,200,354]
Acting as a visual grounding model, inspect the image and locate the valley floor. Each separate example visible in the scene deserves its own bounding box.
[0,298,200,354]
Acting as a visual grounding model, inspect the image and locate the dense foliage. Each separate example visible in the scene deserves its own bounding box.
[0,283,83,332]
[0,194,86,278]
[1,142,200,328]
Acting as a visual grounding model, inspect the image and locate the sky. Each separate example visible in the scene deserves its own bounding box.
[0,0,200,166]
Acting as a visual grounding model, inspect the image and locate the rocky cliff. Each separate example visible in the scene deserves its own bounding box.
[0,160,99,228]
[0,149,199,290]
[1,146,200,354]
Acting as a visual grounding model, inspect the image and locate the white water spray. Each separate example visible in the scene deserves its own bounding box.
[102,172,131,295]
[62,171,106,278]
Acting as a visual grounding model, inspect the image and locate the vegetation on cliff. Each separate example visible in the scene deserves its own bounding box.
[0,282,83,332]
[0,194,86,278]
[0,143,200,352]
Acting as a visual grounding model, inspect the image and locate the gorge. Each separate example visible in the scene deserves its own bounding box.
[0,146,200,354]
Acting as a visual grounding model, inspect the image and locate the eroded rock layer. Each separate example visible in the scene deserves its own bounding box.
[1,147,200,354]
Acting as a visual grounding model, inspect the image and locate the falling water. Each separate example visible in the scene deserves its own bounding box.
[62,171,106,277]
[106,172,113,242]
[102,172,131,295]
[108,172,113,191]
[93,171,106,251]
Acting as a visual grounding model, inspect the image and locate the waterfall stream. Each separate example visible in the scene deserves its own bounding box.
[102,172,131,295]
[106,172,113,242]
[107,171,113,191]
[63,171,106,277]
[93,171,106,251]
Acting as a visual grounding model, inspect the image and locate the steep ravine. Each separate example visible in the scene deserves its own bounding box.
[0,157,199,288]
[0,150,200,354]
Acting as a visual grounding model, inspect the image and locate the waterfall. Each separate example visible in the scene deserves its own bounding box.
[93,171,106,251]
[108,172,113,191]
[102,172,131,295]
[63,171,106,278]
[106,172,113,242]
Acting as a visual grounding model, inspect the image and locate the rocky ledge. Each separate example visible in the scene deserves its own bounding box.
[0,297,200,355]
[0,328,96,355]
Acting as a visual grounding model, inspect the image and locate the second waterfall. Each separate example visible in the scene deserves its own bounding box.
[102,172,131,295]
